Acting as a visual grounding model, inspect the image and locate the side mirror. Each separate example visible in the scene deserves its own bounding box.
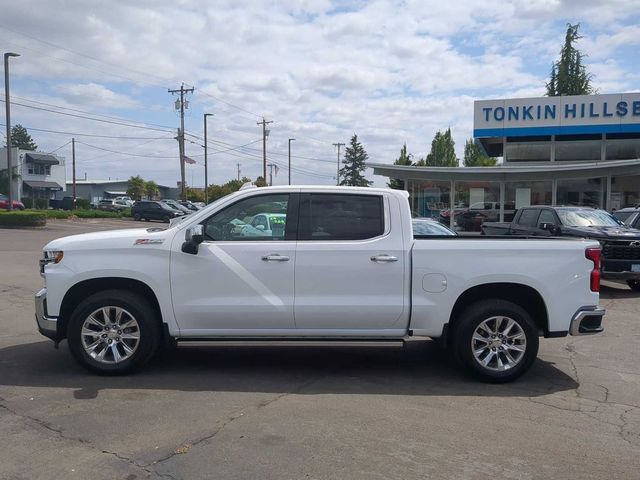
[539,223,558,234]
[182,225,204,254]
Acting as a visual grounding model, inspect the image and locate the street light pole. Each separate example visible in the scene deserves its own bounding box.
[4,52,20,211]
[203,113,213,204]
[288,138,295,185]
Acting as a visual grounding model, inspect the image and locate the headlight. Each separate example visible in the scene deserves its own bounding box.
[44,250,64,264]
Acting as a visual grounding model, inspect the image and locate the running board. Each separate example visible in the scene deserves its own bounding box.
[176,338,405,348]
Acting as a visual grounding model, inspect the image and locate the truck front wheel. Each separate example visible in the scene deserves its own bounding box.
[452,299,539,383]
[627,280,640,291]
[67,290,160,375]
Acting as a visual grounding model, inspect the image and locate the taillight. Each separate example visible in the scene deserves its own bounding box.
[585,247,601,292]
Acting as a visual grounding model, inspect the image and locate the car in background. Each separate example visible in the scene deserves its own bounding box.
[192,202,206,209]
[97,199,129,212]
[0,194,25,210]
[132,201,184,223]
[248,213,287,237]
[114,196,134,207]
[179,200,200,211]
[161,199,192,214]
[412,218,456,236]
[613,207,640,229]
[452,202,516,232]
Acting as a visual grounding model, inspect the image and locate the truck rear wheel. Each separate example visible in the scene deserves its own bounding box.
[452,299,538,383]
[67,290,160,375]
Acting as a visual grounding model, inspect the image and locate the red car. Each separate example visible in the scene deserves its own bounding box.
[0,193,25,210]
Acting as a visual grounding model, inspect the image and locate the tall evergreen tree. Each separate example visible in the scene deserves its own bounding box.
[7,125,38,150]
[546,23,595,96]
[339,134,372,187]
[388,143,413,190]
[416,128,458,167]
[463,138,497,167]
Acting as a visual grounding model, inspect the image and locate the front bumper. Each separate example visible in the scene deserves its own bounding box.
[35,288,57,341]
[570,307,605,336]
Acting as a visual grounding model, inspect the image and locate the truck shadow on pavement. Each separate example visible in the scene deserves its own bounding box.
[0,339,577,400]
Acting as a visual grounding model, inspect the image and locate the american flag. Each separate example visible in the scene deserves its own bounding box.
[181,155,196,165]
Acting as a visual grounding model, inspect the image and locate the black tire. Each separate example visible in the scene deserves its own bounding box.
[451,299,539,383]
[133,213,141,221]
[145,218,150,222]
[627,280,640,291]
[67,290,160,375]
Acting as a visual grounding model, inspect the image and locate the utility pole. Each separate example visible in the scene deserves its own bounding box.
[4,52,20,211]
[168,83,194,201]
[267,163,278,186]
[71,138,76,208]
[333,142,345,186]
[288,138,295,185]
[257,118,273,182]
[203,113,213,204]
[236,163,241,181]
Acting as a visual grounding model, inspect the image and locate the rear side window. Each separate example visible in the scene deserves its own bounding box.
[518,209,540,227]
[299,194,384,241]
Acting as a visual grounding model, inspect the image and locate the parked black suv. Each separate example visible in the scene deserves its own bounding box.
[482,206,640,291]
[132,201,184,223]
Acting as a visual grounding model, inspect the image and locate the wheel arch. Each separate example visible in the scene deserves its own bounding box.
[58,277,164,341]
[447,282,549,340]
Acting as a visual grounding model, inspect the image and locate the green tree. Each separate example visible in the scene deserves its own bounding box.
[186,188,205,203]
[339,134,372,187]
[144,180,160,199]
[463,139,497,167]
[388,143,413,190]
[254,176,267,187]
[126,175,146,201]
[546,23,595,96]
[416,128,458,167]
[206,177,253,202]
[6,125,38,150]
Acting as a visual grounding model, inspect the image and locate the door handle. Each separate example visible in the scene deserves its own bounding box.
[370,254,398,263]
[261,254,290,262]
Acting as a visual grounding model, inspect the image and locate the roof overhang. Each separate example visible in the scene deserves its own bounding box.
[24,153,60,165]
[370,158,640,183]
[23,180,63,190]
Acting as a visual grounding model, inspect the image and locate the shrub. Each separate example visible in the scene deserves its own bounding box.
[34,198,49,209]
[21,197,34,209]
[0,211,47,227]
[75,198,91,210]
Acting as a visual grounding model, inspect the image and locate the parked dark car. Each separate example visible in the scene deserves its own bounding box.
[132,201,184,223]
[482,206,640,290]
[0,193,25,210]
[161,199,192,214]
[179,200,200,211]
[439,202,516,231]
[613,207,640,229]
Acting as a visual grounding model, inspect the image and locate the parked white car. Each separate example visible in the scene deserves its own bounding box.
[36,186,604,382]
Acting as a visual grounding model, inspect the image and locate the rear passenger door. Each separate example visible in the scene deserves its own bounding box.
[511,208,541,235]
[293,192,407,333]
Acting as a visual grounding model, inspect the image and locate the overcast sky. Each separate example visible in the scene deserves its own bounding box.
[2,0,639,188]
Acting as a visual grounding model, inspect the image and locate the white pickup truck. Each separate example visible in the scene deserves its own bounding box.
[36,186,605,382]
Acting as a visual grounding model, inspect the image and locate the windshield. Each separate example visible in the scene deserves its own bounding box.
[412,219,455,236]
[557,209,622,227]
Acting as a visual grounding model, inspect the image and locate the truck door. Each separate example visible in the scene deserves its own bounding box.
[511,208,541,236]
[293,192,407,332]
[170,193,298,332]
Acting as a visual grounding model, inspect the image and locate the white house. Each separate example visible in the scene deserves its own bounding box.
[0,147,66,201]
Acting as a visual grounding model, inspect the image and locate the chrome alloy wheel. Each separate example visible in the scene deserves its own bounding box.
[80,306,140,364]
[471,316,526,371]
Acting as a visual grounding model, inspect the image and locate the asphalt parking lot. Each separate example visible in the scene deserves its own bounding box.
[1,219,639,480]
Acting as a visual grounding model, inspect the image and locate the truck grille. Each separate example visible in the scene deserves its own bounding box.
[602,241,640,260]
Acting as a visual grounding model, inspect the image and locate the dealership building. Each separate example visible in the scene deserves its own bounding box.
[372,92,640,229]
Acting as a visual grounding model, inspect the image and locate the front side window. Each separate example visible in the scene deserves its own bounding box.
[299,194,384,241]
[203,194,289,241]
[537,210,556,226]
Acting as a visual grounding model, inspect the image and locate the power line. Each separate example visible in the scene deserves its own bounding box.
[0,122,170,139]
[0,99,174,133]
[46,140,72,154]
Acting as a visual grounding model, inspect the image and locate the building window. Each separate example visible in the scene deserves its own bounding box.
[27,163,51,175]
[611,175,640,210]
[505,136,551,162]
[454,181,501,232]
[406,179,451,222]
[556,177,604,209]
[606,134,640,161]
[555,134,602,161]
[505,181,552,209]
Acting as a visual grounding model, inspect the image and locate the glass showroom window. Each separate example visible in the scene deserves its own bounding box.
[453,181,501,232]
[611,175,640,209]
[505,136,551,162]
[556,177,605,209]
[505,181,552,211]
[406,180,451,224]
[606,133,640,160]
[555,134,601,161]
